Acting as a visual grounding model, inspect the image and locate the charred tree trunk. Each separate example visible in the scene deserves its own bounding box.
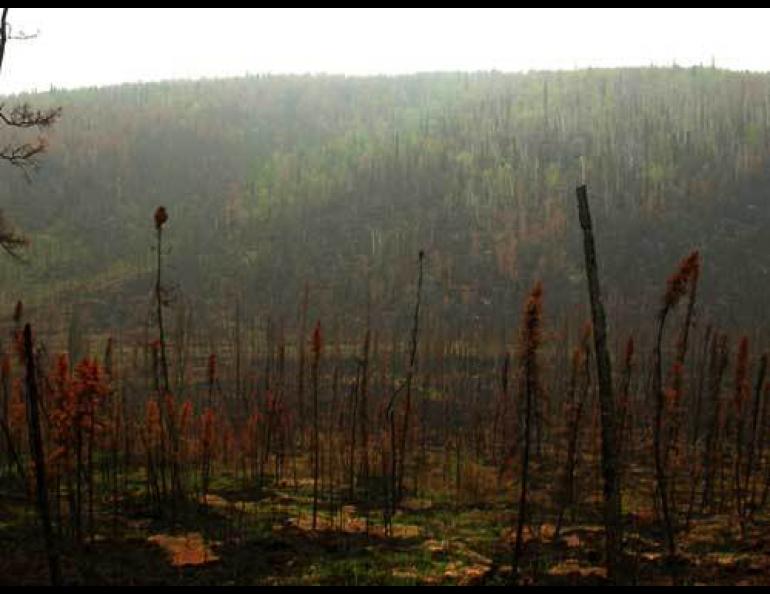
[23,324,61,586]
[652,250,699,558]
[512,282,543,578]
[748,354,768,513]
[653,307,677,557]
[397,250,424,504]
[575,184,623,581]
[311,321,322,530]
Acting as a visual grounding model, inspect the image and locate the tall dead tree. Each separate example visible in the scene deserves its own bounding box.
[311,320,322,530]
[575,184,623,582]
[386,250,425,517]
[747,353,768,513]
[23,323,61,585]
[652,250,699,557]
[555,322,592,539]
[154,206,171,394]
[397,250,424,503]
[153,206,182,514]
[358,323,371,529]
[512,281,544,577]
[297,283,309,444]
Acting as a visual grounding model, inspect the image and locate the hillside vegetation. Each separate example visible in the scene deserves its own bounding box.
[2,67,770,335]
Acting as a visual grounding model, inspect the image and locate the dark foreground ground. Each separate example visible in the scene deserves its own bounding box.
[3,466,770,586]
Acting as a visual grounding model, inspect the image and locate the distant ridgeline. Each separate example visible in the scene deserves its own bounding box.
[1,67,769,340]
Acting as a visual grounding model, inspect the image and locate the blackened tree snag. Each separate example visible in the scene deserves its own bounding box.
[397,249,424,504]
[154,206,170,395]
[386,250,425,519]
[153,206,182,514]
[555,322,592,539]
[747,353,768,513]
[23,323,61,586]
[311,320,322,530]
[652,250,699,557]
[512,281,543,578]
[575,184,623,581]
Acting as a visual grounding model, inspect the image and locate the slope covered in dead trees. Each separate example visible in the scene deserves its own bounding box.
[0,67,770,336]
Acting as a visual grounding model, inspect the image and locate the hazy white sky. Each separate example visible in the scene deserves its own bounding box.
[2,8,769,94]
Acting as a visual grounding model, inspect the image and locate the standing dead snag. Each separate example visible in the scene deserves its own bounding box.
[311,320,322,530]
[746,353,768,514]
[733,337,751,534]
[200,408,215,505]
[652,250,699,558]
[667,250,700,514]
[385,250,425,518]
[513,281,543,577]
[555,322,592,539]
[575,184,623,581]
[358,323,371,531]
[154,206,170,394]
[617,336,635,475]
[297,283,309,446]
[684,325,712,525]
[23,324,61,586]
[153,206,181,512]
[398,249,424,504]
[701,333,729,512]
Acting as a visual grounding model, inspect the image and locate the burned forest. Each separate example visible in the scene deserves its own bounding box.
[2,8,770,586]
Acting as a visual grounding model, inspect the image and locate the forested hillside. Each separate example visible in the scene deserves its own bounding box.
[2,67,770,338]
